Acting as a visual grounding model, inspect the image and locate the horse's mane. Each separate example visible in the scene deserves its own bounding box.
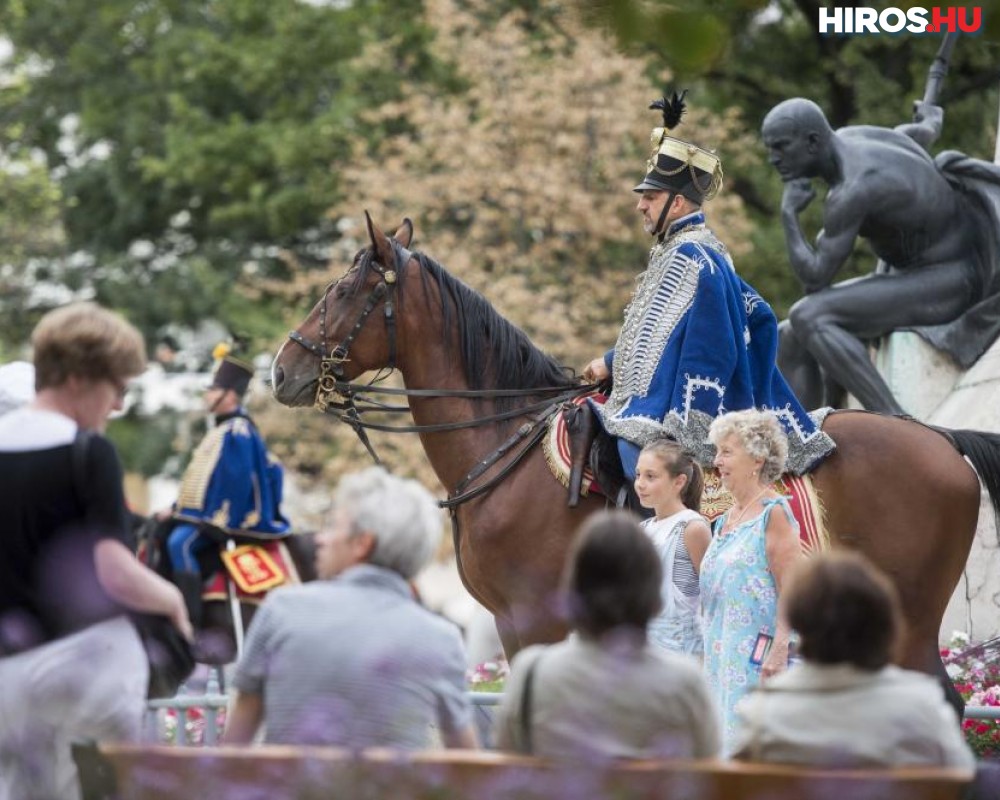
[349,247,576,410]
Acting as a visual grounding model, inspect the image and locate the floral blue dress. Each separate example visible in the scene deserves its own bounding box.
[700,497,797,753]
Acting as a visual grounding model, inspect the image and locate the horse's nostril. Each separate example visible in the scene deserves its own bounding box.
[273,364,285,389]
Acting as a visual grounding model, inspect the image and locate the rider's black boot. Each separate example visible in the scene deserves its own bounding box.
[566,402,598,508]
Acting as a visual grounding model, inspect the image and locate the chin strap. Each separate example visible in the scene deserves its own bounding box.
[208,391,226,415]
[654,191,678,241]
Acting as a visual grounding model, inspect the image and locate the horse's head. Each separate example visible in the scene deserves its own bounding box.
[271,213,413,408]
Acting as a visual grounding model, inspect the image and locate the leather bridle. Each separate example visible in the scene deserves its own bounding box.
[285,242,594,504]
[287,247,400,413]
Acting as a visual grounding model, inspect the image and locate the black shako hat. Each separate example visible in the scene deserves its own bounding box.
[633,90,724,203]
[210,342,253,397]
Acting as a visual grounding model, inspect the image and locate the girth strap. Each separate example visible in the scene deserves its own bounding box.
[441,404,561,509]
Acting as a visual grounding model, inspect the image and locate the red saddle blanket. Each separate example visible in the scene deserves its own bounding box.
[542,398,827,554]
[203,541,301,605]
[702,470,827,555]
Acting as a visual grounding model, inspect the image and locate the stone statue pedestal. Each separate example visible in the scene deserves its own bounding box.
[849,333,1000,644]
[845,332,962,418]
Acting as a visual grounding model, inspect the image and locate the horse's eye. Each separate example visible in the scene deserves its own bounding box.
[334,284,349,299]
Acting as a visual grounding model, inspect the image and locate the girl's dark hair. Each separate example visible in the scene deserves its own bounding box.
[639,439,704,511]
[785,551,903,671]
[563,510,662,638]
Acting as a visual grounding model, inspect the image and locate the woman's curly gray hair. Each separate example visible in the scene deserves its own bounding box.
[333,467,442,579]
[708,409,788,483]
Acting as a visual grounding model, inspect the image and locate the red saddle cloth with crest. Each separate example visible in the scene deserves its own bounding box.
[203,541,300,605]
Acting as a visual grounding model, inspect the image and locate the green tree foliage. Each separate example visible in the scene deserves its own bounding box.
[2,0,458,249]
[0,0,459,347]
[0,68,67,358]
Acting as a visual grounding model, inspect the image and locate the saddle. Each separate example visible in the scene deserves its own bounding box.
[561,399,651,517]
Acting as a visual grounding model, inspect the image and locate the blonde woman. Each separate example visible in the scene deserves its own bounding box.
[699,409,802,753]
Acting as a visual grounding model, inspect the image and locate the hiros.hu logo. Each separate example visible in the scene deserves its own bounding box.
[819,6,982,34]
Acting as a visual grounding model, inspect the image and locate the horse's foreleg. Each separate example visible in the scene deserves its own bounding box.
[494,613,520,661]
[906,636,965,722]
[930,645,965,723]
[939,666,966,723]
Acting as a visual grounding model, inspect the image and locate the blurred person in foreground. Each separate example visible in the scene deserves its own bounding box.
[225,466,477,748]
[733,551,974,769]
[494,509,720,761]
[0,303,192,800]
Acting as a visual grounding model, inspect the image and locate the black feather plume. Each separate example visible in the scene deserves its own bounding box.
[649,90,688,130]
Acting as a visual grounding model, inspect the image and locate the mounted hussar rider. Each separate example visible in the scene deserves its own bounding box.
[164,346,290,639]
[582,91,833,495]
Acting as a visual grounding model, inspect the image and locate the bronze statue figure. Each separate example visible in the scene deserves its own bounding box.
[763,97,1000,414]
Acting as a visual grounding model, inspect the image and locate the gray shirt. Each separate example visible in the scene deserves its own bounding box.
[495,633,721,761]
[234,564,472,747]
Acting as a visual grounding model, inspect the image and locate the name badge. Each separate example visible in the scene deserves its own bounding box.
[749,631,774,666]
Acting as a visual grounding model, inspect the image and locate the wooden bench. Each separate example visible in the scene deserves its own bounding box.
[81,743,973,800]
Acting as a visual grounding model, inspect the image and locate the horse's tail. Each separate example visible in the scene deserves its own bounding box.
[948,428,1000,542]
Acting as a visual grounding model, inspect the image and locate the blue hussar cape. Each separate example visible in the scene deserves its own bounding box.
[594,211,834,477]
[175,410,289,534]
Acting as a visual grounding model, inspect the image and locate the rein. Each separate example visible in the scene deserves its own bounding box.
[285,241,597,506]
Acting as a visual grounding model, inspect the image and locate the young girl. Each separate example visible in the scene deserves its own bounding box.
[634,439,711,656]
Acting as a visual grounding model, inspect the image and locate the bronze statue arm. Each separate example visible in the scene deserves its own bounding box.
[895,101,943,151]
[780,180,860,294]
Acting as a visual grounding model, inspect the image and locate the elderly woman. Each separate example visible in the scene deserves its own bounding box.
[0,303,192,800]
[495,510,720,761]
[226,467,478,749]
[700,409,802,753]
[733,552,975,769]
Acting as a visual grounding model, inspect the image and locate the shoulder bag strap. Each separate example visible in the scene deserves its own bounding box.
[71,429,96,507]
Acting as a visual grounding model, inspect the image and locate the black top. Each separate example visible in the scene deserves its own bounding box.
[0,410,131,653]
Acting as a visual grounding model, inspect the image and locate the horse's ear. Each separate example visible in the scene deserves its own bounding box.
[393,218,413,248]
[364,210,394,267]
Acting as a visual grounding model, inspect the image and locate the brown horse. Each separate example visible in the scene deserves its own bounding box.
[271,214,1000,711]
